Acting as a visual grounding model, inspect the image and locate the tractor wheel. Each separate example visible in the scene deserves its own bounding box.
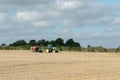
[55,51,59,53]
[53,50,56,53]
[45,49,49,53]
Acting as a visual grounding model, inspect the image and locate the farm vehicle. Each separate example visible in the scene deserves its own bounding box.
[31,44,59,53]
[45,44,59,53]
[31,46,43,52]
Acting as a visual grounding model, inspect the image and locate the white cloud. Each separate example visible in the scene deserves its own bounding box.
[16,11,42,22]
[0,0,53,5]
[105,27,115,32]
[0,13,8,22]
[112,18,120,24]
[44,11,60,18]
[0,25,11,29]
[32,21,51,27]
[56,0,81,10]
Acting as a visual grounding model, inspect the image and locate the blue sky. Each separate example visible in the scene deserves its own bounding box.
[0,0,120,48]
[98,0,120,6]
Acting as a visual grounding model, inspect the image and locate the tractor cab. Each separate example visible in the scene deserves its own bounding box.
[45,44,59,53]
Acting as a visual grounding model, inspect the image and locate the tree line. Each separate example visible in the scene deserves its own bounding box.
[0,38,81,51]
[0,37,120,52]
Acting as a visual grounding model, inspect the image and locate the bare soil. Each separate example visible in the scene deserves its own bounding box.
[0,50,120,80]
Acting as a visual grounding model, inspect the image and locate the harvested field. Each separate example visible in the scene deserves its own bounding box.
[0,50,120,80]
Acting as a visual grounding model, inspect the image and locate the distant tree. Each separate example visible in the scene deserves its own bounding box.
[55,38,64,46]
[88,45,91,48]
[73,42,80,47]
[66,38,74,47]
[65,38,81,51]
[10,40,27,46]
[87,45,91,52]
[49,40,56,46]
[1,43,6,47]
[0,43,7,50]
[116,46,120,52]
[29,40,36,46]
[94,46,106,52]
[66,38,80,47]
[37,39,49,46]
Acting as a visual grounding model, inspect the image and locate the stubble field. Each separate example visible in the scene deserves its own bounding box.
[0,50,120,80]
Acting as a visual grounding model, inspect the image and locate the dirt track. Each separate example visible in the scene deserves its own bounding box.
[0,50,120,80]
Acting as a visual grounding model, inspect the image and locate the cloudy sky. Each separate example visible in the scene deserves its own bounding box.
[0,0,120,48]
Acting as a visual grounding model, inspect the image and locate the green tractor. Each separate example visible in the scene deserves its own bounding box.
[45,44,59,53]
